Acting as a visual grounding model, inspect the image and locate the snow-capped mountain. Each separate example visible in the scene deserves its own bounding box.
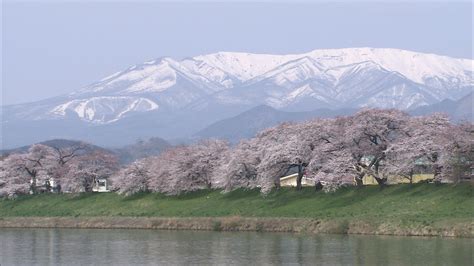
[2,48,473,148]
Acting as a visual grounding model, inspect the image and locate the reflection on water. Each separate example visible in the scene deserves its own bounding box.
[0,228,472,265]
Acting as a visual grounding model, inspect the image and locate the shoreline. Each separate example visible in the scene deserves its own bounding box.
[0,217,471,238]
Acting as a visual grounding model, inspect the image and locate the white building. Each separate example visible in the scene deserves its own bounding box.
[92,178,110,192]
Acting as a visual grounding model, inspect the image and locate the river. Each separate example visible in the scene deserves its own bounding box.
[0,228,472,265]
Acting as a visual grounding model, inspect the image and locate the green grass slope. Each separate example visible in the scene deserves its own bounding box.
[1,184,472,225]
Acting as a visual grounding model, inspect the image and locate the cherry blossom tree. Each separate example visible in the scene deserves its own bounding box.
[0,142,119,196]
[0,144,56,197]
[15,145,55,193]
[46,143,87,188]
[215,138,261,192]
[254,119,343,192]
[254,123,305,193]
[150,140,228,194]
[219,118,351,193]
[337,109,411,186]
[110,159,151,196]
[447,122,474,182]
[59,150,119,192]
[0,155,31,198]
[386,114,472,183]
[112,139,229,195]
[173,139,228,192]
[146,153,178,194]
[303,118,354,189]
[218,112,409,193]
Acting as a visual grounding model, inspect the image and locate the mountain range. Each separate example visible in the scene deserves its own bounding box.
[195,92,473,143]
[2,48,473,148]
[194,105,356,143]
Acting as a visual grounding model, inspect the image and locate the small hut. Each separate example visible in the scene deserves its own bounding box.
[92,178,110,192]
[280,173,312,187]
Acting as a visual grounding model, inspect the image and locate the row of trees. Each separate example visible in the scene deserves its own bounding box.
[111,109,472,195]
[1,109,472,198]
[0,144,118,198]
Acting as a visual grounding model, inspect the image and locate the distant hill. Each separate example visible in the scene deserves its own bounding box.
[1,137,172,165]
[194,105,355,143]
[195,93,472,144]
[113,137,172,164]
[0,139,110,156]
[410,92,473,122]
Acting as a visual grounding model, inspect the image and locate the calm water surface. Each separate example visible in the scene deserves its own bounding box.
[0,228,472,265]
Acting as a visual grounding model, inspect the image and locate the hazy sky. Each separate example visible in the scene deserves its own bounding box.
[2,1,473,105]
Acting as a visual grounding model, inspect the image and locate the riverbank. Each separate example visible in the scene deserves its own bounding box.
[1,184,472,237]
[0,216,471,237]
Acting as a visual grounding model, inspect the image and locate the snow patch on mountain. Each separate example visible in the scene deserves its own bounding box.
[122,62,177,93]
[50,96,158,123]
[360,84,431,110]
[306,48,473,84]
[194,52,302,81]
[188,48,473,87]
[248,57,326,86]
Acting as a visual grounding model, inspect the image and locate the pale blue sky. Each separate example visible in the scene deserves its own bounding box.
[2,1,473,105]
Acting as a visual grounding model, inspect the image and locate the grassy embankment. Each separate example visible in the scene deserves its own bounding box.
[0,183,472,236]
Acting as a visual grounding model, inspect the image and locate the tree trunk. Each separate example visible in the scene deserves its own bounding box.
[26,168,38,194]
[296,164,304,191]
[373,161,386,187]
[30,178,37,195]
[274,182,281,190]
[355,172,364,187]
[374,176,387,186]
[315,181,323,191]
[433,164,443,183]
